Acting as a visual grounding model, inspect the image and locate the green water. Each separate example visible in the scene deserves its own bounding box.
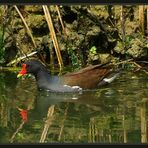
[0,70,148,144]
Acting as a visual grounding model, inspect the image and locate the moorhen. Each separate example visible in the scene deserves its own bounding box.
[17,59,121,92]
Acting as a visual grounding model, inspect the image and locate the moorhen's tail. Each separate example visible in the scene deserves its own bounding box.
[97,68,123,87]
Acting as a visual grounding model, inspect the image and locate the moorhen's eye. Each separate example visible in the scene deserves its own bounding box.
[26,64,32,68]
[26,64,32,71]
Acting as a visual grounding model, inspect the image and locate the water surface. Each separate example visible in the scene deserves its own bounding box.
[0,70,148,144]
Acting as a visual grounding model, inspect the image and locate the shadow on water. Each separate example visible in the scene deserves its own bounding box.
[31,89,106,119]
[0,70,148,143]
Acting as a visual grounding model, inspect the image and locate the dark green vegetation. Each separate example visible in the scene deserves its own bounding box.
[0,5,147,71]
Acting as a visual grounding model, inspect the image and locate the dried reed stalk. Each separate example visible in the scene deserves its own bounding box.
[140,102,147,143]
[55,5,66,35]
[120,6,125,49]
[122,115,127,143]
[43,5,63,69]
[39,105,55,143]
[139,5,145,35]
[14,5,36,48]
[58,103,69,141]
[146,5,148,37]
[88,118,95,142]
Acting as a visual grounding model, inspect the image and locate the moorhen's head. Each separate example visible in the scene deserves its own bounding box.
[17,60,47,77]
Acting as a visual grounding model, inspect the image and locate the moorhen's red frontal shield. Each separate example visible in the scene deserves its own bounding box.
[17,64,27,78]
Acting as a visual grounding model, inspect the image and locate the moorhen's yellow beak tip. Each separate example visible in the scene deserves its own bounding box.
[17,74,23,78]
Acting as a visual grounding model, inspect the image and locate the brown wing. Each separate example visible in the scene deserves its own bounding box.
[61,64,113,89]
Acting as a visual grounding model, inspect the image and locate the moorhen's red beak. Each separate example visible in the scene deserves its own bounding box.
[17,64,27,78]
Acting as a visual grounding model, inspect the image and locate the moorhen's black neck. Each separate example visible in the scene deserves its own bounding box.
[35,70,49,81]
[33,68,54,90]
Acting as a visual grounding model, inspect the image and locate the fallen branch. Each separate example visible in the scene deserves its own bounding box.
[7,51,37,66]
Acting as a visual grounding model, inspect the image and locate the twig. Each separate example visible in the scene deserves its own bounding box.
[128,61,148,74]
[113,59,133,66]
[113,59,148,74]
[129,61,142,68]
[10,121,25,143]
[39,105,55,143]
